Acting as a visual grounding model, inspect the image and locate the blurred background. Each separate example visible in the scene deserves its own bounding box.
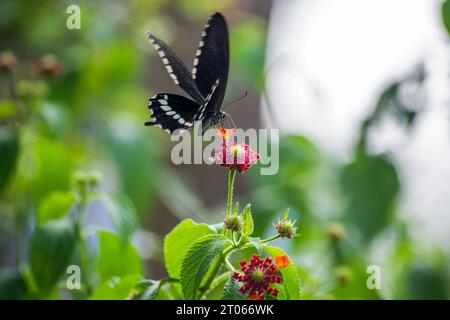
[0,0,449,299]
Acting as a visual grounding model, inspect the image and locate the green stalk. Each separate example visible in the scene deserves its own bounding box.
[226,168,236,217]
[261,234,281,243]
[76,197,92,295]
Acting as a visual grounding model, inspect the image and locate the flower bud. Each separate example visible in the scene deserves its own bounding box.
[0,51,17,72]
[87,170,102,189]
[224,215,243,232]
[275,218,297,239]
[336,265,353,285]
[36,54,63,77]
[327,223,347,244]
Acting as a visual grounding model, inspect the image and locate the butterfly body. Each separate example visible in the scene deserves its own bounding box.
[145,12,229,134]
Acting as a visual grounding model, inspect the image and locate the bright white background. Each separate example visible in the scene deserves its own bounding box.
[264,0,450,247]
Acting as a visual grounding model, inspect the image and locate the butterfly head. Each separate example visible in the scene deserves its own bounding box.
[212,111,227,126]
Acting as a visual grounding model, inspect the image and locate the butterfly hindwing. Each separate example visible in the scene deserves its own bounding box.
[147,33,204,104]
[192,12,229,116]
[145,93,198,134]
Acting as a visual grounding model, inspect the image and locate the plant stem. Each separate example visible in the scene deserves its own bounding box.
[76,198,92,295]
[261,234,281,243]
[226,168,236,217]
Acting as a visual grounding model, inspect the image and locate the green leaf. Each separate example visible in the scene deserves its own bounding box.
[180,234,227,300]
[37,191,76,224]
[247,237,262,255]
[90,274,141,300]
[282,208,290,221]
[263,245,300,300]
[97,193,137,240]
[30,219,77,297]
[96,231,143,280]
[106,114,161,214]
[0,269,28,300]
[30,140,73,201]
[221,277,245,300]
[442,0,450,36]
[242,204,253,236]
[131,279,161,300]
[233,202,240,215]
[340,153,399,243]
[0,128,19,193]
[164,219,216,278]
[0,100,16,119]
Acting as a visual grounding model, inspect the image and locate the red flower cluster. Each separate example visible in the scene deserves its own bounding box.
[213,142,260,172]
[233,255,282,299]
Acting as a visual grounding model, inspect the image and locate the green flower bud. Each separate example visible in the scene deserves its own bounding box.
[327,223,347,244]
[275,218,297,239]
[224,215,243,232]
[336,265,353,285]
[0,51,17,72]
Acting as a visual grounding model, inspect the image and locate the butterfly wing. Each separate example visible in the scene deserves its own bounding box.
[147,33,204,104]
[192,12,229,118]
[145,93,198,134]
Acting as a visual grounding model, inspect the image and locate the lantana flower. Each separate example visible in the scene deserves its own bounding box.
[213,142,260,172]
[216,127,237,140]
[275,255,292,269]
[233,254,283,299]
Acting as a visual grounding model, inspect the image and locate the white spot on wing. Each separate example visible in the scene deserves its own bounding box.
[158,99,168,105]
[160,105,171,111]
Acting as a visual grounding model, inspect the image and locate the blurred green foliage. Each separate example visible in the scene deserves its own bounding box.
[0,0,448,300]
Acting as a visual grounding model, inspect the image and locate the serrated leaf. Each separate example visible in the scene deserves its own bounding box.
[242,204,253,236]
[37,191,75,224]
[30,218,77,297]
[247,237,262,254]
[263,245,300,300]
[221,277,245,300]
[97,193,137,240]
[164,219,216,278]
[96,231,143,280]
[131,279,161,300]
[180,234,227,300]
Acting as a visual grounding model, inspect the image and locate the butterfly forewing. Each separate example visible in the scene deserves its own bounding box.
[145,93,199,134]
[147,33,204,104]
[145,12,230,135]
[192,12,229,115]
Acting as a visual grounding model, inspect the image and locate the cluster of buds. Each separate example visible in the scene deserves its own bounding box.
[35,54,63,77]
[327,222,347,244]
[274,211,297,239]
[0,51,17,72]
[72,170,102,198]
[224,215,243,232]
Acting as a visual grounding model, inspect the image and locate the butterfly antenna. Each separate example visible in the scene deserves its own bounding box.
[223,90,248,110]
[223,112,236,128]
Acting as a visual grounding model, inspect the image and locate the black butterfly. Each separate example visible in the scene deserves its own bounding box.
[145,12,229,135]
